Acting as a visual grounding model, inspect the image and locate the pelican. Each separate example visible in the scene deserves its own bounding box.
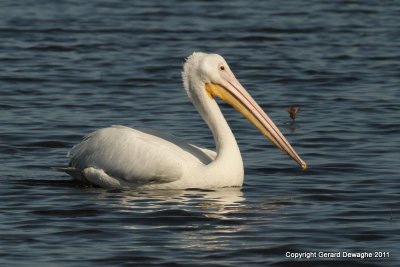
[57,52,307,189]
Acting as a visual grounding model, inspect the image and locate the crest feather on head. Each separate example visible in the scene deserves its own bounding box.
[182,52,207,99]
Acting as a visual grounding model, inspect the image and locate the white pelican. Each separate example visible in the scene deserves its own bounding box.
[57,52,307,189]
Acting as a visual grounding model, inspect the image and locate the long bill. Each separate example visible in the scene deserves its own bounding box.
[205,74,307,170]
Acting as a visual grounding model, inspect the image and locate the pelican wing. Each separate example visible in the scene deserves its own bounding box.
[68,125,212,185]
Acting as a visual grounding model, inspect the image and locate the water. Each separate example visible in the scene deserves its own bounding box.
[1,0,399,266]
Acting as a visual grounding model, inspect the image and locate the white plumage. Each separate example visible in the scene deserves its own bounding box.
[57,52,306,189]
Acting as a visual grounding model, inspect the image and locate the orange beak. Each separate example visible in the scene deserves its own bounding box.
[205,72,307,170]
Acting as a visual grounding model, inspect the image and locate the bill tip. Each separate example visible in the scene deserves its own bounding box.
[301,161,307,170]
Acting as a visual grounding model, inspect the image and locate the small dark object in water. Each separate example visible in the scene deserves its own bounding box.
[286,106,300,121]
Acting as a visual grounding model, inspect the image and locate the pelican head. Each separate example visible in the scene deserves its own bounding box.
[183,52,307,170]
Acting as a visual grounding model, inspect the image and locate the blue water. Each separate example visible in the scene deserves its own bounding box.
[1,1,399,266]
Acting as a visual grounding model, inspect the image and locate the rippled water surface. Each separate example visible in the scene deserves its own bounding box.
[1,1,399,266]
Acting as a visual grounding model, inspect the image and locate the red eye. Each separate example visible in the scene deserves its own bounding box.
[219,65,225,71]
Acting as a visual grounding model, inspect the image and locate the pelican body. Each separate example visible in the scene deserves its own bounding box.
[58,53,306,189]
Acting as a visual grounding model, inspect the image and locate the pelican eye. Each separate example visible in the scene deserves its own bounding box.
[219,65,225,71]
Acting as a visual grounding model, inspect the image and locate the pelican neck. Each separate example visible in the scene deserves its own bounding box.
[189,81,242,164]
